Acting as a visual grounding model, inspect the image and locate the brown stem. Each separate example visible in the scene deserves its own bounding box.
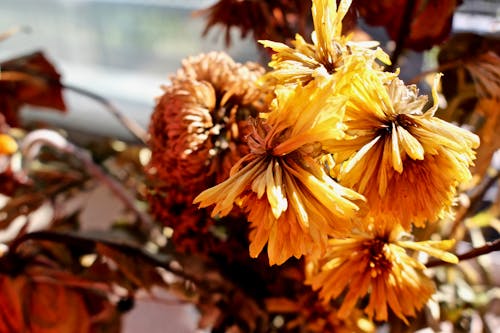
[387,0,416,72]
[449,171,500,240]
[427,238,500,268]
[9,230,225,294]
[64,84,148,144]
[409,59,463,84]
[21,129,152,229]
[1,64,148,144]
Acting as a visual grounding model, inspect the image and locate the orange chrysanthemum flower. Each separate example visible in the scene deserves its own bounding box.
[260,0,390,86]
[194,79,365,265]
[328,71,479,229]
[307,221,458,323]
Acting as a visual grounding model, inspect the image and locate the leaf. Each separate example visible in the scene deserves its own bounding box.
[472,98,500,177]
[26,279,91,333]
[0,275,25,333]
[94,242,169,291]
[0,51,66,127]
[355,0,461,51]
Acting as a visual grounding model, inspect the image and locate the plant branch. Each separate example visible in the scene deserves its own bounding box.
[387,0,416,72]
[409,59,463,84]
[449,171,500,240]
[21,129,152,229]
[64,84,148,144]
[1,63,148,144]
[427,238,500,268]
[9,230,226,294]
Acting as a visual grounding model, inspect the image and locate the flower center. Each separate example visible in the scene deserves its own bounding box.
[365,237,392,278]
[377,114,418,138]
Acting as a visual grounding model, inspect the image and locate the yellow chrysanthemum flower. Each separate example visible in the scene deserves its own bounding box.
[307,221,458,324]
[259,0,389,86]
[194,79,365,265]
[328,71,479,229]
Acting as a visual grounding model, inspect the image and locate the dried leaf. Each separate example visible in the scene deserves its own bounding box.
[0,275,25,333]
[95,242,168,291]
[198,0,311,46]
[0,272,94,333]
[472,98,500,177]
[356,0,461,51]
[0,51,66,127]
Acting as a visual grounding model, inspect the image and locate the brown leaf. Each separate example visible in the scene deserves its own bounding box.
[1,259,122,333]
[0,275,25,333]
[197,0,311,46]
[472,98,500,177]
[439,33,500,100]
[0,51,66,127]
[95,243,168,291]
[27,280,91,333]
[356,0,461,51]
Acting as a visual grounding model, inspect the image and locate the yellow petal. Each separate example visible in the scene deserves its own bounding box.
[397,125,424,160]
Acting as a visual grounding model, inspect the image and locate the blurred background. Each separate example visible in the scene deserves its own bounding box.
[0,0,260,141]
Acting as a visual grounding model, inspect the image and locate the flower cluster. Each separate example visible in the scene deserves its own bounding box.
[150,0,480,326]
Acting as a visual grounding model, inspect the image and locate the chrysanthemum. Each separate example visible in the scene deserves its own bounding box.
[328,71,479,228]
[148,52,268,193]
[194,79,365,265]
[307,221,458,323]
[146,52,268,252]
[260,0,390,86]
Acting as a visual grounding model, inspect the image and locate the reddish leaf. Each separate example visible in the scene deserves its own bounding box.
[356,0,462,51]
[0,51,66,127]
[1,264,121,333]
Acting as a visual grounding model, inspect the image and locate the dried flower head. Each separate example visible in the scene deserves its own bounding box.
[328,71,479,228]
[146,52,268,253]
[307,221,458,324]
[198,0,311,47]
[148,52,267,194]
[260,0,390,86]
[195,79,365,265]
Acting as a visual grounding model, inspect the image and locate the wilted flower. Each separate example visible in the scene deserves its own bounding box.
[307,221,458,323]
[260,0,389,86]
[195,79,365,265]
[148,52,268,194]
[198,0,311,47]
[329,71,479,228]
[146,52,269,241]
